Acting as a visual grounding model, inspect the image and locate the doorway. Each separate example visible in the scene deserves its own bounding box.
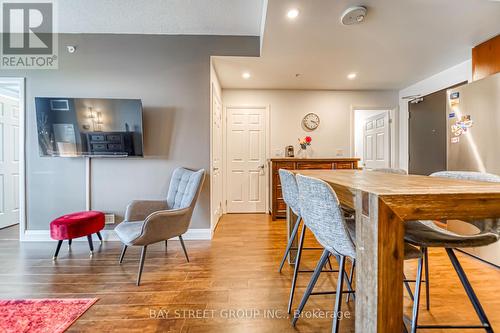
[408,90,446,175]
[211,82,223,232]
[354,109,392,169]
[225,106,269,213]
[408,82,466,175]
[0,78,24,230]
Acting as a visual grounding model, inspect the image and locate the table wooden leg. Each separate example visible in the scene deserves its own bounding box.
[355,191,404,332]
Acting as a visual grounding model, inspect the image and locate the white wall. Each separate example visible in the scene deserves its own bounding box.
[0,34,260,233]
[222,89,398,160]
[398,60,472,170]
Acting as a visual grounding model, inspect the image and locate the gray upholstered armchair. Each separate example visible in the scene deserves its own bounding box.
[114,167,205,285]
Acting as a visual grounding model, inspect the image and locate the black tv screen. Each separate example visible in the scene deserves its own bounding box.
[35,97,144,157]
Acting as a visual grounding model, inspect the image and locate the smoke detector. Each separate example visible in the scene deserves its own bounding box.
[341,6,367,25]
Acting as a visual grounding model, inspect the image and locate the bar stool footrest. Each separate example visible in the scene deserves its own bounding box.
[417,324,491,330]
[310,290,355,296]
[298,269,339,273]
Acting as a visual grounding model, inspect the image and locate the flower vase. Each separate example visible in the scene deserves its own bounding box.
[298,147,308,158]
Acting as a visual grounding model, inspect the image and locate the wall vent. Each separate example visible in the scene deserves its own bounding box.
[105,213,115,224]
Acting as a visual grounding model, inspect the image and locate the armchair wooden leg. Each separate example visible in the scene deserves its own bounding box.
[179,235,189,262]
[119,244,127,264]
[68,239,72,247]
[165,240,168,250]
[137,246,147,286]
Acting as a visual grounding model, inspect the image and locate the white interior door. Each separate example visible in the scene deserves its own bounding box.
[226,106,266,213]
[0,95,20,229]
[363,111,390,169]
[211,89,223,229]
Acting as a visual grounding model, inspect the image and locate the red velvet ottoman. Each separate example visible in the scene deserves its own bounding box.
[50,211,105,259]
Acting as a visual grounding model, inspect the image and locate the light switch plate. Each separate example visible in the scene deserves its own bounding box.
[104,213,115,224]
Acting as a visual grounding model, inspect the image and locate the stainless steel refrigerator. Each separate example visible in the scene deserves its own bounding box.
[446,72,500,266]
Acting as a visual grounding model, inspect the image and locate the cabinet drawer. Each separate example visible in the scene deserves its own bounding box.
[276,199,287,211]
[296,162,333,170]
[274,162,296,171]
[275,211,287,219]
[276,186,283,200]
[107,134,122,142]
[334,162,354,169]
[108,143,123,150]
[91,143,106,151]
[274,174,282,187]
[90,134,105,142]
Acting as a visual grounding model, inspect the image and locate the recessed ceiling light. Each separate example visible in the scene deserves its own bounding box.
[287,8,299,19]
[347,72,357,80]
[242,72,251,79]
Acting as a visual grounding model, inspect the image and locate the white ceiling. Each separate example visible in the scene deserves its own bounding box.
[214,0,500,90]
[58,0,265,36]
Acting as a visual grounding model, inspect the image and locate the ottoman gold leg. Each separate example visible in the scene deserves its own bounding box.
[52,240,63,260]
[87,235,94,257]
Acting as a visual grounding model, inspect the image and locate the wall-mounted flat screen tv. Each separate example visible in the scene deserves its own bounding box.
[35,97,144,157]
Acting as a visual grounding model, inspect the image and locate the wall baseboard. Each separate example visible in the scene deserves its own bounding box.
[21,228,211,242]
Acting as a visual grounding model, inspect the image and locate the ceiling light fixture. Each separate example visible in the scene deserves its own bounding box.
[287,8,299,19]
[242,72,251,79]
[347,73,357,80]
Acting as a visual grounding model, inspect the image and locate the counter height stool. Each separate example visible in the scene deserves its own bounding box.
[405,171,500,333]
[293,174,422,333]
[278,169,339,314]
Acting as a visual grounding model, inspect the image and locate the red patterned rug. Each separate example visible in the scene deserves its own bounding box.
[0,298,98,333]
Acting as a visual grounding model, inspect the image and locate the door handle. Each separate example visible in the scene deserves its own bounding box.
[213,167,219,171]
[258,164,265,175]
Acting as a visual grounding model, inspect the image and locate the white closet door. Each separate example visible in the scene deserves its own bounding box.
[226,107,266,213]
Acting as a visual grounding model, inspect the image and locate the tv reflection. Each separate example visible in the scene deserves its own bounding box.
[35,98,144,157]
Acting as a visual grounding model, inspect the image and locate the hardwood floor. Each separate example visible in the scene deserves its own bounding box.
[0,215,498,332]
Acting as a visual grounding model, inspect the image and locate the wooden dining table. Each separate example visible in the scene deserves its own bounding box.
[290,169,500,332]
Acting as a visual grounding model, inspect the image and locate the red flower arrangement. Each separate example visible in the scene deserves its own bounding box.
[299,136,312,150]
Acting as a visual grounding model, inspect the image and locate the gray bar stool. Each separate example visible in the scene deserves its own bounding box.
[277,169,338,314]
[405,171,500,333]
[292,174,422,333]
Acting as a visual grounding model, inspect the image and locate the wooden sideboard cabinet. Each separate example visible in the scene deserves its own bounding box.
[269,158,359,220]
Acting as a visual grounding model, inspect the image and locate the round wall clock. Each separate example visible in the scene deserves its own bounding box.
[302,113,320,131]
